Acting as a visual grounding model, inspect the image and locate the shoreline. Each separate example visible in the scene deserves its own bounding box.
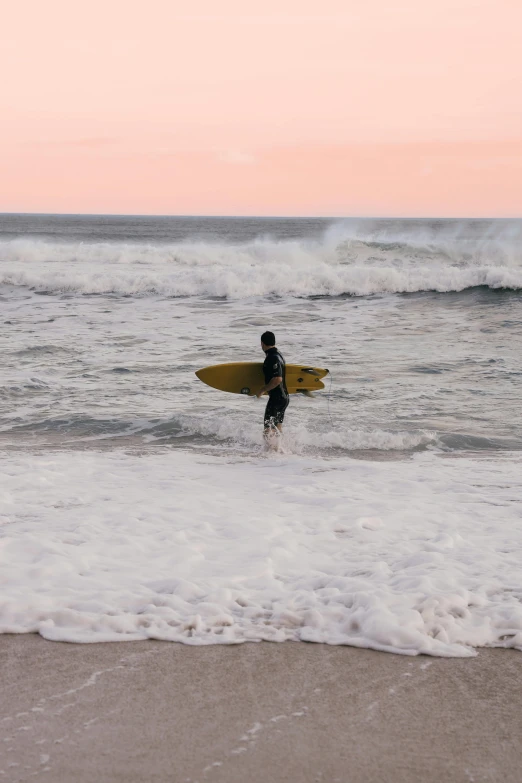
[2,635,521,782]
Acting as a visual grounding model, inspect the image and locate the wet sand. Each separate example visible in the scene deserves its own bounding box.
[1,636,521,783]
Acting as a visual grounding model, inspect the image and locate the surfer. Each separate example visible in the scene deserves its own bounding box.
[256,331,289,442]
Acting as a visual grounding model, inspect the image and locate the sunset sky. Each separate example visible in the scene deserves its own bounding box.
[1,0,521,216]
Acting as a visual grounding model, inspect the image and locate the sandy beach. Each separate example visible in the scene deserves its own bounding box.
[1,636,521,783]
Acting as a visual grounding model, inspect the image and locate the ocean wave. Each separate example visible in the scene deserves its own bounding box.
[0,222,521,298]
[1,262,521,299]
[3,411,519,453]
[7,410,511,455]
[170,414,437,453]
[0,410,434,452]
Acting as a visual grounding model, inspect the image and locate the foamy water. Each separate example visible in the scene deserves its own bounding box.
[2,450,521,656]
[1,214,521,655]
[1,217,521,298]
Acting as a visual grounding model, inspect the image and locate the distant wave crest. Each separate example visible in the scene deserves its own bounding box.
[1,221,521,298]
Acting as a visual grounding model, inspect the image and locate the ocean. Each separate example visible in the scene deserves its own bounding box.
[1,214,521,655]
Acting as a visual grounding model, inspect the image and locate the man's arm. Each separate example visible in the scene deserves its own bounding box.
[256,376,283,398]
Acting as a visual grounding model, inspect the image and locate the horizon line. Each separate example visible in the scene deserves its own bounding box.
[1,211,521,221]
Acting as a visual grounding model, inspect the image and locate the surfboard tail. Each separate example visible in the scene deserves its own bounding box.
[300,368,329,377]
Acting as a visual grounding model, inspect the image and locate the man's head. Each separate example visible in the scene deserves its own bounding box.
[261,331,276,352]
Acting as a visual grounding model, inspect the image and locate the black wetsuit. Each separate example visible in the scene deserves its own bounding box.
[263,347,289,428]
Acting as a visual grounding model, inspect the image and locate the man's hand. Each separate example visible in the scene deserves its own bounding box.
[255,376,282,398]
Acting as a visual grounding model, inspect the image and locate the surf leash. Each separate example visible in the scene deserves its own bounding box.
[326,372,334,427]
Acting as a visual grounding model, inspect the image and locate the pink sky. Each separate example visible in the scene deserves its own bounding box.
[1,0,521,216]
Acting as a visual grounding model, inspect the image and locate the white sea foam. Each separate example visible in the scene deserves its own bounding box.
[0,407,435,454]
[2,262,521,298]
[1,449,521,656]
[171,413,436,453]
[1,227,521,298]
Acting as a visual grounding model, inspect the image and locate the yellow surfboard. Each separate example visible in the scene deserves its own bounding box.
[195,363,329,395]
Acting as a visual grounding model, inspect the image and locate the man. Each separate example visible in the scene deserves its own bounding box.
[256,331,289,442]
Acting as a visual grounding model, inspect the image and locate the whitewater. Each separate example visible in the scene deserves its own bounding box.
[1,214,521,656]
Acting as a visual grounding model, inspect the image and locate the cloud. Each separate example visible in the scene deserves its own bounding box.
[69,137,119,148]
[218,149,256,165]
[467,156,522,170]
[22,137,119,148]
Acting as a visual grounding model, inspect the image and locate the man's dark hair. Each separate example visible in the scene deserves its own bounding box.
[261,331,276,346]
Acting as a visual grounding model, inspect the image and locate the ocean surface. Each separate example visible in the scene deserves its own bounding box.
[1,214,521,655]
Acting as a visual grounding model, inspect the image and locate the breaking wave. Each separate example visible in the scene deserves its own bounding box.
[6,410,520,455]
[1,220,521,298]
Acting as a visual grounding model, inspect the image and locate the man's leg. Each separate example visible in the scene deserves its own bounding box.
[275,398,289,434]
[263,399,288,448]
[263,401,280,447]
